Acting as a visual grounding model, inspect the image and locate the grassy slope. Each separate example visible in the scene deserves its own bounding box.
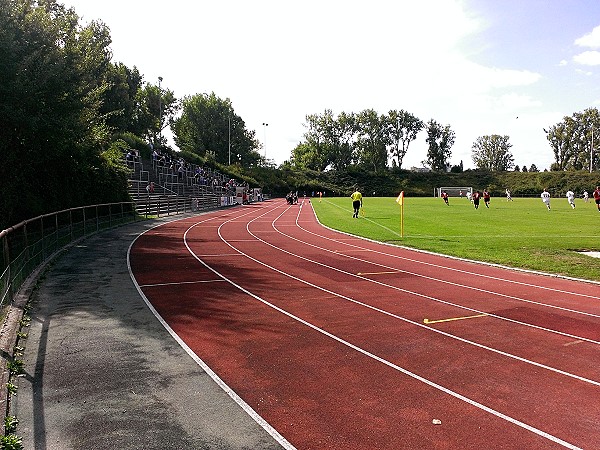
[311,195,600,282]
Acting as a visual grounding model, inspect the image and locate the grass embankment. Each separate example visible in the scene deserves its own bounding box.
[311,196,600,282]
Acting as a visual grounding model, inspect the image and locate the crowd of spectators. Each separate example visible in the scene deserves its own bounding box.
[147,149,247,196]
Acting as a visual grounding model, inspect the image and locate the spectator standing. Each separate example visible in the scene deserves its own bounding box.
[145,182,154,195]
[506,188,513,201]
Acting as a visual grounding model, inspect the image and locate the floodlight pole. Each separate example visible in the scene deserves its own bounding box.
[262,122,268,158]
[158,76,163,146]
[591,127,594,173]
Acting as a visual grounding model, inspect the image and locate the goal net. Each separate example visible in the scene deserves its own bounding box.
[436,187,473,197]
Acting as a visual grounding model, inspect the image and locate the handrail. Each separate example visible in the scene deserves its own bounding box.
[0,194,232,308]
[0,202,136,239]
[0,202,138,308]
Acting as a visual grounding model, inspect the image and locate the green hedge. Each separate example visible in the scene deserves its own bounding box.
[248,167,600,198]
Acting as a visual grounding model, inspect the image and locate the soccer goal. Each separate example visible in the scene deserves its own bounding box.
[436,187,473,197]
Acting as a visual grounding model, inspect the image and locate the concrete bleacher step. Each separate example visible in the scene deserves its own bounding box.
[125,151,236,217]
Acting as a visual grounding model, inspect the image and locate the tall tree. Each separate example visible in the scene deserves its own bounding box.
[101,62,143,134]
[134,81,178,149]
[172,92,260,167]
[386,110,423,168]
[0,0,129,228]
[355,109,389,173]
[545,108,600,171]
[329,111,357,171]
[290,142,324,170]
[295,110,335,171]
[471,135,515,171]
[424,120,455,171]
[545,120,572,170]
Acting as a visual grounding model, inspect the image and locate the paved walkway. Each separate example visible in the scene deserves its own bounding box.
[13,218,285,449]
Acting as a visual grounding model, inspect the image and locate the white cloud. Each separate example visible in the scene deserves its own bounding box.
[573,51,600,66]
[496,93,542,110]
[575,25,600,48]
[559,59,568,66]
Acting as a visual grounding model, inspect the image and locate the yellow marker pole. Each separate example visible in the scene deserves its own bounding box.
[396,191,404,238]
[401,200,404,238]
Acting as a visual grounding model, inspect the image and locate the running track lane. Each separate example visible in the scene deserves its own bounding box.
[128,199,600,450]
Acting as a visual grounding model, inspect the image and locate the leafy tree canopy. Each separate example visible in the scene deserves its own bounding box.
[545,107,599,171]
[471,134,515,171]
[134,81,178,149]
[292,108,424,172]
[387,109,424,168]
[172,92,261,167]
[424,119,455,171]
[0,0,130,227]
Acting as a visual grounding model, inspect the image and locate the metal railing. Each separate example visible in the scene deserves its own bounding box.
[0,202,138,308]
[0,192,234,309]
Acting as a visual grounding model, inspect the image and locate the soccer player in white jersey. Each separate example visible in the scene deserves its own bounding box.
[566,190,576,209]
[541,188,551,210]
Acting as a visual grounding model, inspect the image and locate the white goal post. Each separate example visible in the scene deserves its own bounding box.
[436,187,473,197]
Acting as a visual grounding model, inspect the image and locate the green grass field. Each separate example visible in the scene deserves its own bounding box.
[311,195,600,282]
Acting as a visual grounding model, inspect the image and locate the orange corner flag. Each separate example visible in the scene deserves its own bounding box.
[396,191,404,205]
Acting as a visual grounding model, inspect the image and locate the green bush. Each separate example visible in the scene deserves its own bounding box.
[0,434,23,450]
[112,132,151,159]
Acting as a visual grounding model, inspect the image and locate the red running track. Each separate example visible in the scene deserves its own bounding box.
[128,199,600,450]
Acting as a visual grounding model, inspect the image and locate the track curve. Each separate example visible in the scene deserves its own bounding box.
[129,199,600,450]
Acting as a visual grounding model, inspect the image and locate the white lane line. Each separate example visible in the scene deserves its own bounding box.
[273,208,600,341]
[128,203,297,450]
[183,214,581,450]
[250,204,600,358]
[139,279,226,288]
[195,253,245,257]
[234,208,600,385]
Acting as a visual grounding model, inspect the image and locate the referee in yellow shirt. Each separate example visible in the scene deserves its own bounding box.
[351,189,363,218]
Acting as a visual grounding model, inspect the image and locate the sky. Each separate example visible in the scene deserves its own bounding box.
[61,0,600,170]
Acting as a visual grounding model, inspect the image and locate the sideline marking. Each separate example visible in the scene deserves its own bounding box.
[357,271,399,275]
[424,314,489,324]
[224,239,260,242]
[197,253,245,257]
[139,279,225,288]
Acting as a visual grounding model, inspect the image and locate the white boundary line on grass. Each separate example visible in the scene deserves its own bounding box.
[318,199,600,287]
